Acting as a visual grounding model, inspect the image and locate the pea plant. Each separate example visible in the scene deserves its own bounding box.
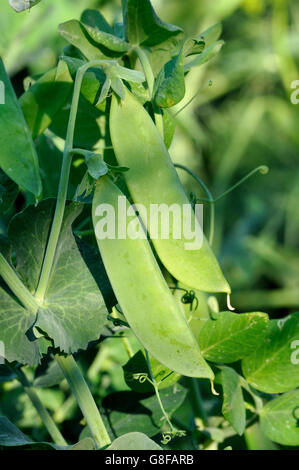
[0,0,298,451]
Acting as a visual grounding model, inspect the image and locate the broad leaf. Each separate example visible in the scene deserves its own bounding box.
[59,20,106,61]
[0,59,41,196]
[34,358,65,388]
[80,10,130,56]
[0,416,32,446]
[8,200,108,354]
[0,416,69,449]
[220,366,246,435]
[198,311,269,363]
[20,60,73,139]
[0,285,39,365]
[123,349,180,393]
[122,0,183,47]
[0,169,18,214]
[154,50,185,108]
[108,432,162,450]
[49,93,106,149]
[242,313,299,393]
[245,423,279,450]
[260,390,299,446]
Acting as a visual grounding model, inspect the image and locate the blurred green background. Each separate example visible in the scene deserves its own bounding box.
[0,0,298,449]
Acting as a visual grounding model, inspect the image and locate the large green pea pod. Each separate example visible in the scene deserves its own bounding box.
[109,89,230,295]
[92,176,213,380]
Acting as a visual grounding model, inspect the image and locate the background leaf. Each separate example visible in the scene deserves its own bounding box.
[108,432,162,450]
[242,313,299,393]
[260,390,299,446]
[122,0,183,47]
[220,366,246,435]
[198,311,269,363]
[8,200,108,353]
[0,59,41,196]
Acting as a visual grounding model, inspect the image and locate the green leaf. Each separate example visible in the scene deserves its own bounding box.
[8,200,108,354]
[20,60,73,139]
[85,152,108,180]
[110,76,126,100]
[70,438,95,450]
[0,285,39,365]
[122,0,183,47]
[0,58,41,196]
[0,416,32,446]
[242,313,299,393]
[245,423,279,450]
[198,311,269,363]
[80,12,130,55]
[184,40,224,73]
[34,359,65,388]
[220,366,246,435]
[108,432,162,450]
[0,169,18,214]
[61,56,106,110]
[0,416,69,449]
[49,93,105,149]
[200,23,223,47]
[101,384,187,438]
[154,50,185,108]
[59,20,106,61]
[260,390,299,446]
[123,350,180,393]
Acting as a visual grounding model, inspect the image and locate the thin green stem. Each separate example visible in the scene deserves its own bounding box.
[173,80,213,117]
[144,350,174,431]
[35,60,110,303]
[15,368,67,446]
[213,165,269,203]
[0,253,39,313]
[174,163,215,245]
[55,354,111,449]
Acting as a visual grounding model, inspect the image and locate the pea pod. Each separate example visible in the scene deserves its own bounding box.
[92,176,213,379]
[109,89,230,294]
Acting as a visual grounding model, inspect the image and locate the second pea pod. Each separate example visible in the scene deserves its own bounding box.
[92,176,213,379]
[109,88,231,295]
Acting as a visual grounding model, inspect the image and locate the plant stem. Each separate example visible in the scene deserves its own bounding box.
[0,254,110,447]
[35,60,110,304]
[120,333,134,358]
[55,354,111,449]
[174,163,215,245]
[0,253,39,313]
[145,350,174,431]
[15,368,67,446]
